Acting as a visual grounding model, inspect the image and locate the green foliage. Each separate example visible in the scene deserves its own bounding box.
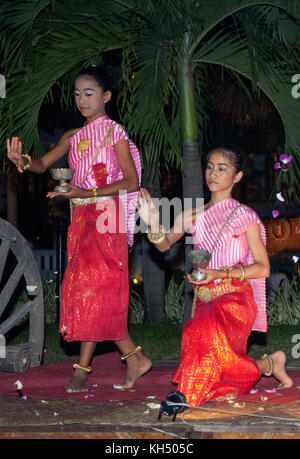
[128,274,185,325]
[128,288,145,325]
[1,1,300,199]
[267,269,300,326]
[164,276,185,324]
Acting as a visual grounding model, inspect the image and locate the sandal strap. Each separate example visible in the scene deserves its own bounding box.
[73,363,92,373]
[261,354,274,377]
[121,345,142,361]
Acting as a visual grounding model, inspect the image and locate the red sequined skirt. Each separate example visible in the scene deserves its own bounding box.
[172,279,261,405]
[59,197,129,342]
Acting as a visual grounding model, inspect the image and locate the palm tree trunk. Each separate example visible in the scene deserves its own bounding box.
[141,161,166,322]
[178,46,204,324]
[6,169,18,227]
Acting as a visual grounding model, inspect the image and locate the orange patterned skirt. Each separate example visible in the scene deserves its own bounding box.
[59,197,129,342]
[172,279,261,405]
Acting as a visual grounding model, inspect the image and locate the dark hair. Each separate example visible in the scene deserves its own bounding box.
[206,145,246,173]
[76,65,119,93]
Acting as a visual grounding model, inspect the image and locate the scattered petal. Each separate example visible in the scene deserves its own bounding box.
[40,400,49,404]
[144,409,150,414]
[292,256,299,263]
[147,396,156,399]
[258,407,264,411]
[233,402,245,408]
[92,384,99,388]
[53,412,59,416]
[113,384,125,391]
[261,395,268,401]
[272,210,279,218]
[249,388,258,394]
[264,388,277,393]
[276,192,285,202]
[14,380,23,391]
[21,395,27,400]
[146,403,161,409]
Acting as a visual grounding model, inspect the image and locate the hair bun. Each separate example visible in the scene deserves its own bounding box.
[76,65,120,92]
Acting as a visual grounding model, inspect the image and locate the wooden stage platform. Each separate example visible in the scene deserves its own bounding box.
[0,359,299,440]
[0,395,299,439]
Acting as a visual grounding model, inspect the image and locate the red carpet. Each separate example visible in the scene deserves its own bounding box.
[0,352,299,405]
[0,352,175,403]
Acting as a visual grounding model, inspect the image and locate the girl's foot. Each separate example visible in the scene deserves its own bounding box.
[65,366,90,393]
[114,354,152,390]
[270,351,293,389]
[214,392,238,402]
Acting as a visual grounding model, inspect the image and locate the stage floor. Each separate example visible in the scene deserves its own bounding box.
[0,356,299,439]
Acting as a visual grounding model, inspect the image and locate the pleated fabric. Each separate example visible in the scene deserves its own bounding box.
[59,197,129,342]
[172,280,261,406]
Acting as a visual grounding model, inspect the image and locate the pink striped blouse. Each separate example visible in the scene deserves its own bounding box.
[68,115,141,246]
[190,198,267,332]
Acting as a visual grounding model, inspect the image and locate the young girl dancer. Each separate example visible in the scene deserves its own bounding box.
[7,65,151,393]
[137,146,293,405]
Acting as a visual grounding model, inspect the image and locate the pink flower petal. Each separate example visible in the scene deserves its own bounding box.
[280,154,292,164]
[279,154,288,161]
[272,210,279,218]
[274,162,281,170]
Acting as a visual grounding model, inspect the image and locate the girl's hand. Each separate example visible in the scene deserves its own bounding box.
[187,268,225,285]
[46,184,89,200]
[7,137,24,173]
[135,187,160,231]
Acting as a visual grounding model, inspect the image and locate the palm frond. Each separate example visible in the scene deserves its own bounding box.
[192,12,300,201]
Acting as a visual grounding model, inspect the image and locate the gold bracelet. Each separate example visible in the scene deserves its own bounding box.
[237,264,245,282]
[147,225,167,244]
[22,154,32,171]
[90,187,97,198]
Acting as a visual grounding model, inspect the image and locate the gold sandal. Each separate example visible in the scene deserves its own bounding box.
[261,354,274,377]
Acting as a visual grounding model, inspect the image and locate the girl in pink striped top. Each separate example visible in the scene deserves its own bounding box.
[7,66,152,393]
[138,146,293,405]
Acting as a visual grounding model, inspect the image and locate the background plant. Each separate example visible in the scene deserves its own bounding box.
[267,268,300,326]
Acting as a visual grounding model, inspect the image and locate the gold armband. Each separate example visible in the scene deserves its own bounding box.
[146,225,167,244]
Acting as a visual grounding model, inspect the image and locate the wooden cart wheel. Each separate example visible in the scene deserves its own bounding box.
[0,218,44,372]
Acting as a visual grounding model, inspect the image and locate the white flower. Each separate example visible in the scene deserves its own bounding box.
[276,192,285,202]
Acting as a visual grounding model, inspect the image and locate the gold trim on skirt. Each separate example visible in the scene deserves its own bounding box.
[192,278,249,317]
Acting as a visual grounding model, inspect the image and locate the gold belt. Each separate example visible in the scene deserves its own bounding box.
[71,196,113,207]
[192,279,249,316]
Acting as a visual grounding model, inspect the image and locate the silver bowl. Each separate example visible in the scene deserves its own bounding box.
[189,248,211,281]
[49,168,75,193]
